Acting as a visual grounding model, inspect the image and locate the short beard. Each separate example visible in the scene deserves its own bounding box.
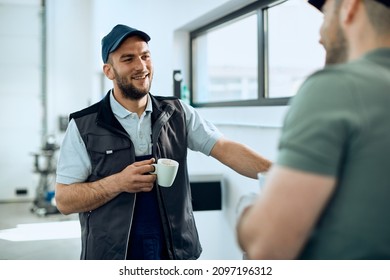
[118,80,149,101]
[113,68,150,101]
[325,30,348,65]
[325,8,348,65]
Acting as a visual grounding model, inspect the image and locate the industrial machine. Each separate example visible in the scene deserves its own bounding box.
[30,135,59,216]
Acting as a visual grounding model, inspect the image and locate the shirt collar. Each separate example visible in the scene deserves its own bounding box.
[110,89,153,119]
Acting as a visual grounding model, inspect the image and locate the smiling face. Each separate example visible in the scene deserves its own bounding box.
[104,36,153,101]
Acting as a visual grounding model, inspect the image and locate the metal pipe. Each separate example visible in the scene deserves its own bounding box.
[40,0,47,145]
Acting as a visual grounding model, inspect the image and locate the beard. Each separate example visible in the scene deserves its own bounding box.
[325,19,349,65]
[113,68,151,101]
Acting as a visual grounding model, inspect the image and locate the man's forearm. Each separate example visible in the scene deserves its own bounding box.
[55,174,122,215]
[211,138,272,179]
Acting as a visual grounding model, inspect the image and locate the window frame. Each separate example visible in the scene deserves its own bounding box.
[189,0,290,108]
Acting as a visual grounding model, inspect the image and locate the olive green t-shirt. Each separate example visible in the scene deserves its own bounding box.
[276,48,390,259]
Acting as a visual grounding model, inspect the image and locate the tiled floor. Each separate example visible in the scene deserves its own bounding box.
[0,202,80,260]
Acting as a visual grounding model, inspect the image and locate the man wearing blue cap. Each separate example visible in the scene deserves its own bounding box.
[55,24,271,260]
[237,0,390,259]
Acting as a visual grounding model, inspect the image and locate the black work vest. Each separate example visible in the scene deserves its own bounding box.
[70,91,202,260]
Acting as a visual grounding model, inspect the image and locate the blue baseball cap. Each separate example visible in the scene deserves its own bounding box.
[309,0,390,11]
[101,24,151,63]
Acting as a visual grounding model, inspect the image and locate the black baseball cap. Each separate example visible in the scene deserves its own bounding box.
[308,0,390,11]
[101,24,151,63]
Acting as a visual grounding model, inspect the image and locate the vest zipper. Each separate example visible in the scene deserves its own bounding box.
[154,142,177,259]
[124,193,136,259]
[83,210,92,260]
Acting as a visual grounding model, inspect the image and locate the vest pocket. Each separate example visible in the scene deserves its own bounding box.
[86,134,133,177]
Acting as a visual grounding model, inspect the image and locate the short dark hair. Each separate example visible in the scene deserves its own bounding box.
[364,0,390,34]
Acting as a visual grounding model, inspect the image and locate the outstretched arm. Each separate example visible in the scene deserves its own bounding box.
[210,137,272,179]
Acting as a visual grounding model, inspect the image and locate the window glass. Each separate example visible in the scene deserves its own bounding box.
[192,13,258,104]
[267,0,325,98]
[190,0,325,106]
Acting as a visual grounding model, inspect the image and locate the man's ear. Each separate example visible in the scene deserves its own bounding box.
[103,63,115,80]
[340,0,360,24]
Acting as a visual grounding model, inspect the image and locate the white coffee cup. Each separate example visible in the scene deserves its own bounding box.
[151,158,179,187]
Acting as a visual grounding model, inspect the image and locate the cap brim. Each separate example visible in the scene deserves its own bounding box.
[308,0,326,11]
[376,0,390,7]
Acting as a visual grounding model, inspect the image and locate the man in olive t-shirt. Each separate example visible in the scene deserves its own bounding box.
[237,0,390,259]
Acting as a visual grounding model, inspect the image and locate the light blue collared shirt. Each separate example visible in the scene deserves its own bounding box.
[56,91,223,184]
[110,91,153,156]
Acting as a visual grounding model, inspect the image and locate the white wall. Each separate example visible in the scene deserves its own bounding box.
[0,0,42,201]
[46,0,94,134]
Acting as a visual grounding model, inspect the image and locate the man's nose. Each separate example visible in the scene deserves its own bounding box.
[134,57,147,70]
